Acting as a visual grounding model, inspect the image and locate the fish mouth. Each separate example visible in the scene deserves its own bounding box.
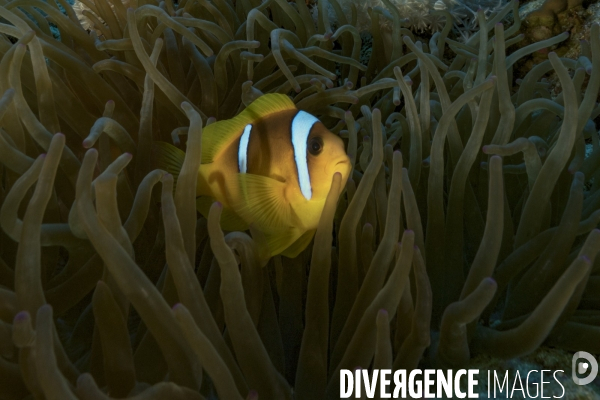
[333,159,351,178]
[335,158,350,167]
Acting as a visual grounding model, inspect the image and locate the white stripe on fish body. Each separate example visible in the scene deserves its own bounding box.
[291,110,318,200]
[238,124,252,173]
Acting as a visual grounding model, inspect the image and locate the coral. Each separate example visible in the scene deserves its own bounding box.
[335,0,507,41]
[0,0,599,399]
[525,0,584,33]
[520,0,591,65]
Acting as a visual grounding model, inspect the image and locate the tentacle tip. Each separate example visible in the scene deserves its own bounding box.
[378,309,389,316]
[581,255,591,264]
[483,277,497,286]
[172,303,183,311]
[39,304,52,312]
[76,373,93,388]
[13,311,29,322]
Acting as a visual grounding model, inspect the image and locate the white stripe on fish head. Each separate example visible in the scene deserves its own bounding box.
[238,124,252,173]
[291,110,318,200]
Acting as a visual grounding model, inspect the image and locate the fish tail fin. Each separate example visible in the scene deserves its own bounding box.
[153,141,185,184]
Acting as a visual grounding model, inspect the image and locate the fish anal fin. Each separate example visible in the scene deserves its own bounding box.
[220,208,249,231]
[196,196,249,232]
[263,229,303,257]
[202,94,296,163]
[280,229,316,258]
[196,196,213,218]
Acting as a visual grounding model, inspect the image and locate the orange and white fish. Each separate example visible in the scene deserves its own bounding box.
[156,94,351,258]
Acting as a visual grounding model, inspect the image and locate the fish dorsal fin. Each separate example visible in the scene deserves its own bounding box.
[230,173,293,231]
[280,229,316,258]
[196,196,249,232]
[154,141,185,183]
[202,94,296,163]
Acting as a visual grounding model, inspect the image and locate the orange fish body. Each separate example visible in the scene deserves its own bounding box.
[157,94,351,257]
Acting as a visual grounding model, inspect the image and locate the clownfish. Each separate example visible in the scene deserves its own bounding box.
[155,94,351,258]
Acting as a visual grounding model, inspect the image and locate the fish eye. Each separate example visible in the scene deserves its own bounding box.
[308,137,323,156]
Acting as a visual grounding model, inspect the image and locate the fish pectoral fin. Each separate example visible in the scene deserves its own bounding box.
[280,229,316,258]
[153,141,185,183]
[196,196,249,232]
[232,173,293,231]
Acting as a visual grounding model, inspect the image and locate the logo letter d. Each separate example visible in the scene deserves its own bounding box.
[572,351,598,386]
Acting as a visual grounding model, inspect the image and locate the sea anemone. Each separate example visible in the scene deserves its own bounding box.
[0,0,598,398]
